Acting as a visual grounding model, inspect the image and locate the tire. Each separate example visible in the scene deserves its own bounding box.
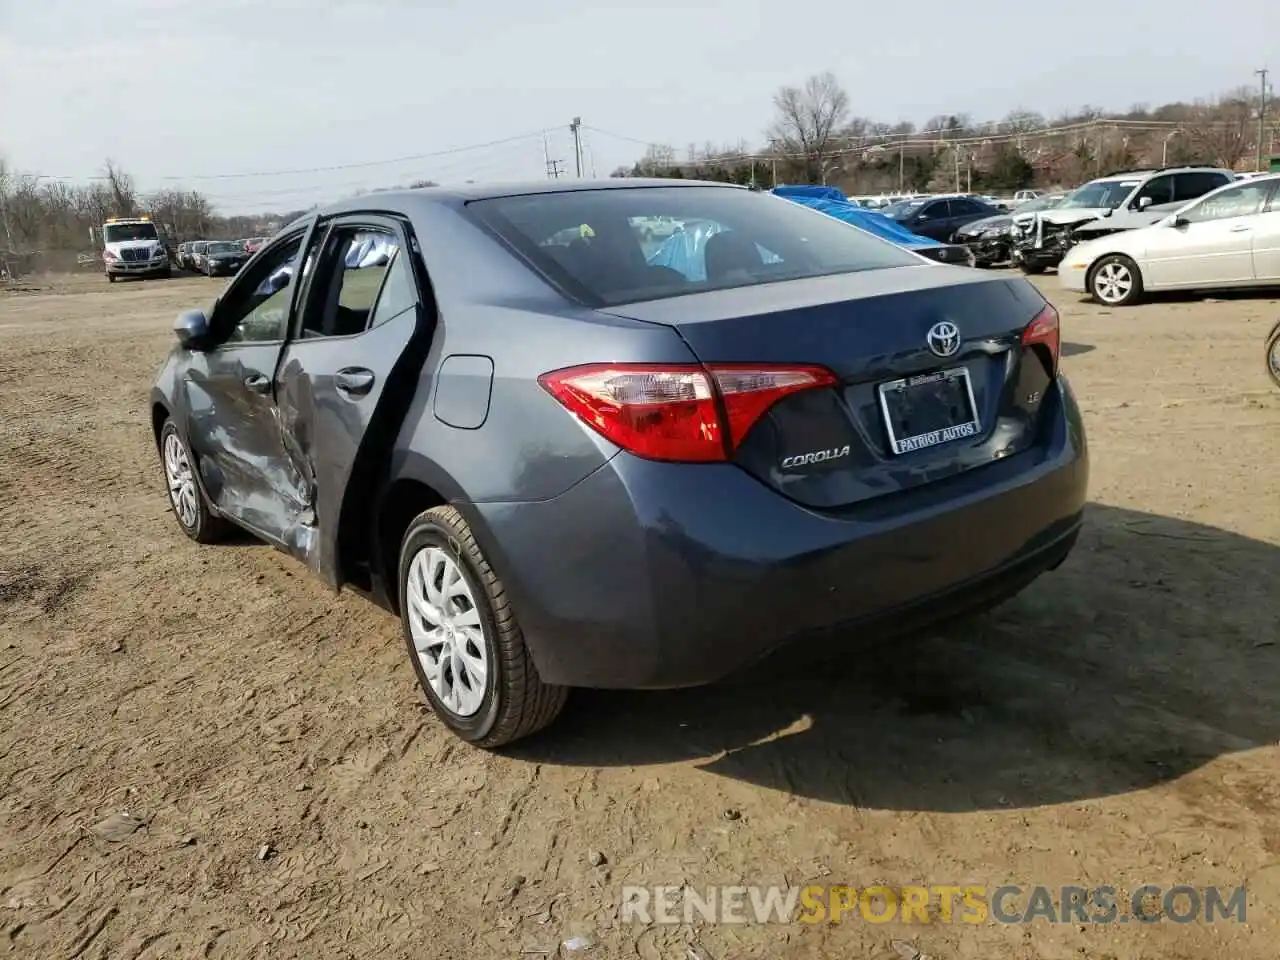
[107,273,117,283]
[1266,319,1280,390]
[160,266,171,279]
[398,505,567,748]
[1020,263,1046,275]
[1088,254,1144,306]
[159,419,226,544]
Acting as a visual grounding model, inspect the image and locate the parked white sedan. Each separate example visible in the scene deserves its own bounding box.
[1059,174,1280,305]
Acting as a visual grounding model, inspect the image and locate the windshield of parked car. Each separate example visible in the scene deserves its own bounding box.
[881,199,928,218]
[206,242,243,255]
[104,223,158,243]
[1059,180,1140,210]
[467,186,919,306]
[1014,196,1057,213]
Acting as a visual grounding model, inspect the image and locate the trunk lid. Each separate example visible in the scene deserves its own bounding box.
[603,266,1055,510]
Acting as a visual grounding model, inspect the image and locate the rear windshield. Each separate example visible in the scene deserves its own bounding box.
[207,241,242,254]
[466,186,918,306]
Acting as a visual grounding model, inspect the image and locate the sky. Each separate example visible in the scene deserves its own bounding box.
[2,0,1277,215]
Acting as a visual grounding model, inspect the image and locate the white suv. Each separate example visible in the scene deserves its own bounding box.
[1012,167,1235,272]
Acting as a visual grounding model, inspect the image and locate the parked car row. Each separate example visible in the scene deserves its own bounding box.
[175,238,264,276]
[1057,172,1280,304]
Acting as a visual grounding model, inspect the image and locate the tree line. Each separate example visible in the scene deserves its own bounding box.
[612,72,1275,195]
[0,156,442,270]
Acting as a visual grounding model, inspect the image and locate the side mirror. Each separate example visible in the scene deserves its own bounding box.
[174,309,210,349]
[1137,196,1154,210]
[1101,208,1114,217]
[1172,215,1191,228]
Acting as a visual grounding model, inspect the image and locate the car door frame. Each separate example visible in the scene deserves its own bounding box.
[178,219,320,546]
[272,210,438,588]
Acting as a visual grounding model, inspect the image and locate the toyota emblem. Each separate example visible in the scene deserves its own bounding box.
[926,321,961,358]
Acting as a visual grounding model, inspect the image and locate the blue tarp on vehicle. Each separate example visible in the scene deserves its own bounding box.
[777,194,942,247]
[770,184,851,203]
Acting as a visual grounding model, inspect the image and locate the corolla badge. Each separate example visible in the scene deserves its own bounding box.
[926,321,961,358]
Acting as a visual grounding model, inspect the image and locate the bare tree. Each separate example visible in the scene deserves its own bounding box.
[634,144,676,176]
[102,159,137,217]
[770,72,850,182]
[1003,108,1046,133]
[1184,88,1255,170]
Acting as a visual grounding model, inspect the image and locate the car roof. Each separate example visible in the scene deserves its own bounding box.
[276,178,751,234]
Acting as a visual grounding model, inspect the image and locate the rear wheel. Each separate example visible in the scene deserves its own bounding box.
[1266,319,1280,389]
[1089,254,1144,306]
[398,505,566,748]
[159,420,226,543]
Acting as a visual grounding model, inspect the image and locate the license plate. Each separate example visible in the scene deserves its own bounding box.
[877,366,980,455]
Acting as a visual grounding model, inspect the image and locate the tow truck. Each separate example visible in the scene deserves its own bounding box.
[101,215,171,282]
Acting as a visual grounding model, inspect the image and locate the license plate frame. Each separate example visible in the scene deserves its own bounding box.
[877,366,981,455]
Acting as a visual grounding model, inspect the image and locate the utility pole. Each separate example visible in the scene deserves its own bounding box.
[768,138,779,187]
[1256,68,1270,172]
[898,140,905,192]
[569,117,583,178]
[546,159,565,179]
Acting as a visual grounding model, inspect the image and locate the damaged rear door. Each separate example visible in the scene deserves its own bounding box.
[273,213,435,587]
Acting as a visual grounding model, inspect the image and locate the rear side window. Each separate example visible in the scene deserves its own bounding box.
[301,228,402,338]
[466,186,918,307]
[1173,171,1232,203]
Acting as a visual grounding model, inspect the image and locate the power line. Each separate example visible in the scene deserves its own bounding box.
[21,130,551,183]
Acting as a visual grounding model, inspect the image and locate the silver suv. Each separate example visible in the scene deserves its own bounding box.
[1012,166,1235,273]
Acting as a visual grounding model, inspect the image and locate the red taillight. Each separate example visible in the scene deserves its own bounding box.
[538,362,838,463]
[1021,303,1060,377]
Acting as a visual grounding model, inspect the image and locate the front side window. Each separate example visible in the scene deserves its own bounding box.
[467,186,918,306]
[1180,181,1273,223]
[221,234,305,344]
[1132,175,1174,208]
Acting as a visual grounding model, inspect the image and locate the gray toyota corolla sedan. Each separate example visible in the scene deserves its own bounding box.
[150,179,1088,747]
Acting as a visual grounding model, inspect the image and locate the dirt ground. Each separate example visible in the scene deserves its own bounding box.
[1,269,1278,960]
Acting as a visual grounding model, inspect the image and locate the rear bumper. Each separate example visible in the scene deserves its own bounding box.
[472,376,1089,690]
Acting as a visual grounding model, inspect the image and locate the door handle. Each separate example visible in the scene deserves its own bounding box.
[335,368,375,397]
[1229,224,1251,232]
[243,373,271,394]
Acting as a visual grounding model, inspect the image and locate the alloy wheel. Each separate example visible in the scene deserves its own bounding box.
[162,431,199,529]
[1093,262,1133,305]
[405,547,489,718]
